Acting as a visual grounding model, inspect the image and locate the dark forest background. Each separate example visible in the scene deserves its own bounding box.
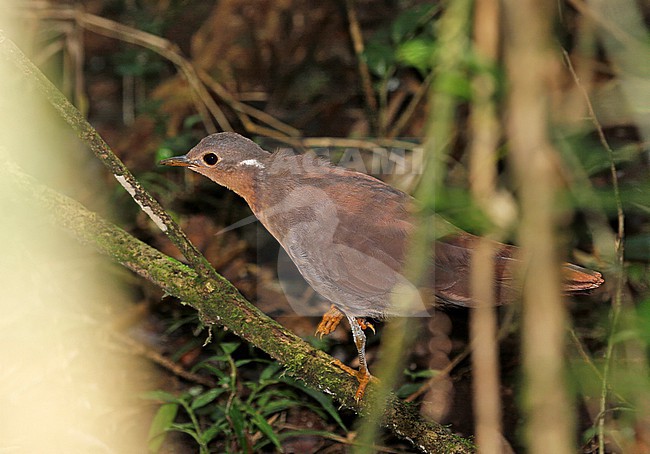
[1,0,649,452]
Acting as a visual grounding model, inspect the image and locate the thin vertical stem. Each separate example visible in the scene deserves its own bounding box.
[562,49,626,453]
[469,0,504,451]
[345,0,378,133]
[503,0,575,452]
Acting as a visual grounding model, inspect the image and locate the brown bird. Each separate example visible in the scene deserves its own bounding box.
[161,132,604,400]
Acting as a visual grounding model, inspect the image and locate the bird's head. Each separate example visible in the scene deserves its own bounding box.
[160,132,270,201]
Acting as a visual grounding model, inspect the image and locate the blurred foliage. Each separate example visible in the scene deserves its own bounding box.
[11,0,650,451]
[364,3,439,77]
[112,47,166,78]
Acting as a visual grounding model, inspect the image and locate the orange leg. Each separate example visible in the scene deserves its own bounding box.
[332,358,372,402]
[337,315,378,401]
[316,307,377,401]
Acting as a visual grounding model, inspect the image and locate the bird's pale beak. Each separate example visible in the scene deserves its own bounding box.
[159,155,193,167]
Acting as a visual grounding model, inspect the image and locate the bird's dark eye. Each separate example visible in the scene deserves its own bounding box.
[203,153,219,166]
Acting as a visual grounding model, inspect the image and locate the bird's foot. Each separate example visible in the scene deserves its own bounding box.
[315,305,344,338]
[316,306,375,338]
[332,359,377,402]
[357,318,375,334]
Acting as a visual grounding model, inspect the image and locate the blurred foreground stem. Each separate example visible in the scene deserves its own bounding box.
[354,0,473,451]
[469,0,504,451]
[504,0,575,452]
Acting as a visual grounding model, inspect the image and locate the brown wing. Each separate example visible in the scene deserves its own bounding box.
[431,234,519,307]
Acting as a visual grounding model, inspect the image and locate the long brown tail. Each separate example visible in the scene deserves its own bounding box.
[431,233,604,307]
[561,263,604,292]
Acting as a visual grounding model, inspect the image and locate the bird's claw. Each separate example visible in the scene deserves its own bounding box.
[315,305,344,338]
[357,319,375,334]
[332,358,377,402]
[316,306,375,338]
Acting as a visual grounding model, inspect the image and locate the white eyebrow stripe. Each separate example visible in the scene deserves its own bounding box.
[240,159,265,169]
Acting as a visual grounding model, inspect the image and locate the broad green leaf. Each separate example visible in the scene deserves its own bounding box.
[201,423,224,445]
[235,358,262,367]
[191,387,227,410]
[403,368,438,379]
[169,424,201,443]
[396,38,436,73]
[396,382,424,398]
[148,403,178,453]
[258,398,300,415]
[220,342,240,355]
[247,409,282,449]
[363,42,396,77]
[228,404,248,450]
[141,390,179,403]
[260,362,282,381]
[391,4,437,43]
[192,362,227,379]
